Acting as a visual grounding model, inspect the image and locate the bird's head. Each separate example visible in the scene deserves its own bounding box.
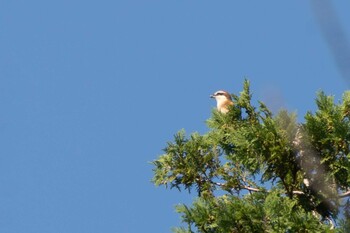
[210,90,233,113]
[210,90,232,102]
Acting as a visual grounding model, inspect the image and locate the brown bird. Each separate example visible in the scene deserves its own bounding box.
[210,90,234,113]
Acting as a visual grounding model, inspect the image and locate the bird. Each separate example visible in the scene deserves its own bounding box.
[210,90,234,113]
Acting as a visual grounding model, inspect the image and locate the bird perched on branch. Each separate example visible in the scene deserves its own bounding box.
[210,90,234,113]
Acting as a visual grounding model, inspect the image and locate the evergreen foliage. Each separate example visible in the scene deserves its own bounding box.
[152,80,350,232]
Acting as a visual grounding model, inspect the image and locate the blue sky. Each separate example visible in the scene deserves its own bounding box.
[1,1,350,232]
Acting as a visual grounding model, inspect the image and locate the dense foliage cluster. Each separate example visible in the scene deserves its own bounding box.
[152,80,350,232]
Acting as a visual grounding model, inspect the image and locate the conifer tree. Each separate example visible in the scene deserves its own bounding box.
[152,80,350,232]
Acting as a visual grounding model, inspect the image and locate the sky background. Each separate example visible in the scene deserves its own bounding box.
[1,1,350,232]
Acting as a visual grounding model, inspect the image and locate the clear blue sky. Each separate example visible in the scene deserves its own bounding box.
[1,1,350,232]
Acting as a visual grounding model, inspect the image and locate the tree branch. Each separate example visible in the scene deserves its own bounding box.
[211,181,263,193]
[212,180,308,196]
[212,180,350,199]
[292,190,305,195]
[242,185,261,192]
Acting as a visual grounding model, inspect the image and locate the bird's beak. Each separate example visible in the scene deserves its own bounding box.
[210,94,215,98]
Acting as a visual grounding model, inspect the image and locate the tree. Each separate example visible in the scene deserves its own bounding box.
[152,80,350,232]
